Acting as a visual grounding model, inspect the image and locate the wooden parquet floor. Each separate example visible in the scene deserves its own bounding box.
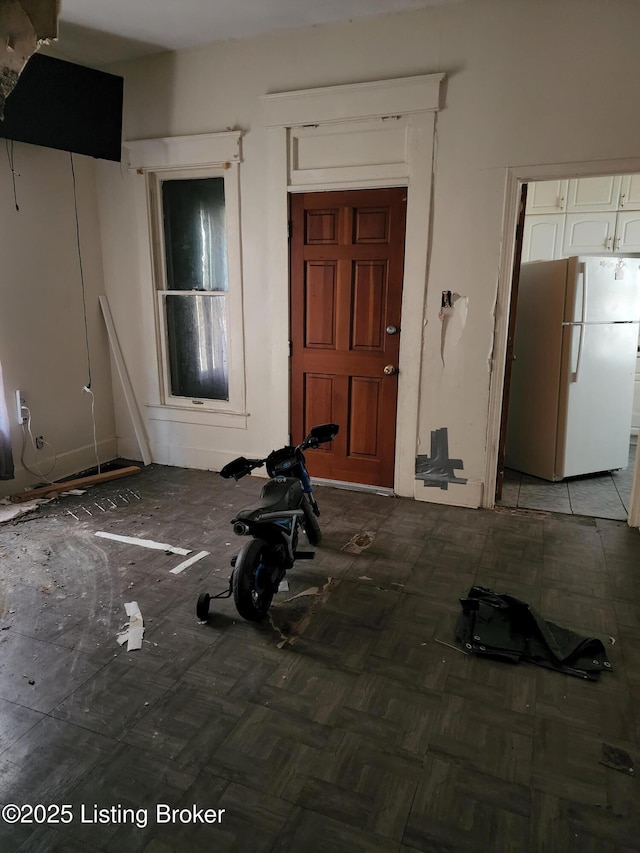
[0,464,638,852]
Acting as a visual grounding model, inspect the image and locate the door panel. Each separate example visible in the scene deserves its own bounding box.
[349,377,382,457]
[352,261,386,349]
[305,262,337,347]
[290,188,407,487]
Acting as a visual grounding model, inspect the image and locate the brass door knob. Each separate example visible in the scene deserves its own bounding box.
[384,365,398,375]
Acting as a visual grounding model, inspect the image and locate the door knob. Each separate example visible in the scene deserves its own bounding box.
[386,324,399,335]
[383,365,398,375]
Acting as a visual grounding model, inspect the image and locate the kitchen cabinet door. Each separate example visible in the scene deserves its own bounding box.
[566,176,622,212]
[615,212,640,253]
[525,180,568,214]
[562,212,617,255]
[522,214,565,261]
[619,175,640,211]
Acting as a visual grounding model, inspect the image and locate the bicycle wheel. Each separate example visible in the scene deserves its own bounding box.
[232,538,275,621]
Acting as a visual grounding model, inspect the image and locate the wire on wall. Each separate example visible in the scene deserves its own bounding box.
[5,140,20,211]
[83,385,101,475]
[70,153,92,389]
[70,152,101,474]
[20,406,57,483]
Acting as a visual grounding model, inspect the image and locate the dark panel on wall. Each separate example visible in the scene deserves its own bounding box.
[0,54,123,162]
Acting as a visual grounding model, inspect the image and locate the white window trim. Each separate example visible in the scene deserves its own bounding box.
[124,132,247,418]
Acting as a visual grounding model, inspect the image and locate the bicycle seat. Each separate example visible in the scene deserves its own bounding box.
[233,477,303,522]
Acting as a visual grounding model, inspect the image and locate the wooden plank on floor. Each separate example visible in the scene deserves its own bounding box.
[10,466,142,503]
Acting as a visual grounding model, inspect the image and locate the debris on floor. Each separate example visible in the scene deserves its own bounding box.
[342,531,375,554]
[117,601,145,651]
[9,465,142,503]
[600,743,636,776]
[456,585,613,680]
[271,577,339,649]
[435,638,469,655]
[284,586,319,601]
[0,498,50,524]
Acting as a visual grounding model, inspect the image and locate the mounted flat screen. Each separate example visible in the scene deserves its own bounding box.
[0,53,123,162]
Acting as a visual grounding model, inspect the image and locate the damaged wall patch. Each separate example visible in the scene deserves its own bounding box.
[439,290,469,366]
[415,427,467,489]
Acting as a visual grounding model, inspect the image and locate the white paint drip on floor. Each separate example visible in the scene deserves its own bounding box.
[95,531,191,555]
[170,550,210,575]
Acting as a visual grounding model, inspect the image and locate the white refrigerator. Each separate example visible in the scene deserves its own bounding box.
[506,256,640,481]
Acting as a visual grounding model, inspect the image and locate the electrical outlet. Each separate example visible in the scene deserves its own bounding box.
[15,390,26,425]
[35,436,45,450]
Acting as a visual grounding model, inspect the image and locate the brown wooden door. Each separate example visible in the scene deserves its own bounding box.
[290,188,407,488]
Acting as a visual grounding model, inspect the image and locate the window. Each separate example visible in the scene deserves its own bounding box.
[161,176,229,401]
[147,157,245,415]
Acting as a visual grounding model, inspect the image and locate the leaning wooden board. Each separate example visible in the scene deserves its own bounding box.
[9,466,142,503]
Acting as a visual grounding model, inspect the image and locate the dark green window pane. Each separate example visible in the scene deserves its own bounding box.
[162,177,228,292]
[165,295,228,400]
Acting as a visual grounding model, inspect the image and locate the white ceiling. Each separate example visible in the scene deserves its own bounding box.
[52,0,462,66]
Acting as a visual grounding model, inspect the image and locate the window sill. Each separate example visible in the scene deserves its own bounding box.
[146,404,249,429]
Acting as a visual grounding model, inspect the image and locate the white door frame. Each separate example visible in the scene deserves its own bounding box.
[261,74,444,497]
[486,156,640,528]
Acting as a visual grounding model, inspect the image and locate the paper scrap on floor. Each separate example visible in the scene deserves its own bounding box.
[117,601,144,651]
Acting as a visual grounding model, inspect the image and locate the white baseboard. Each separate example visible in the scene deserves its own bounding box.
[414,478,484,509]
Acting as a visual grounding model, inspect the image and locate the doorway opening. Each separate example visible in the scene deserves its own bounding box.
[496,173,640,522]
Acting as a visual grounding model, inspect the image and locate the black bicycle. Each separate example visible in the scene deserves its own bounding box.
[196,423,339,622]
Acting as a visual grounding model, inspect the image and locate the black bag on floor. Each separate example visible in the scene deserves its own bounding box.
[456,585,612,680]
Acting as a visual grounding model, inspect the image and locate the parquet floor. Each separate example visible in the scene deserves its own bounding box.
[0,463,638,852]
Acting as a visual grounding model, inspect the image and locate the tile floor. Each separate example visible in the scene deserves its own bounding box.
[500,439,637,521]
[0,464,639,851]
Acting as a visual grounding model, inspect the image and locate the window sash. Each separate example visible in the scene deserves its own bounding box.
[149,163,245,415]
[162,291,229,402]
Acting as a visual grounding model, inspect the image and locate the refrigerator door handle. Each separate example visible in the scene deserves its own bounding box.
[571,323,585,383]
[571,262,588,382]
[578,262,588,325]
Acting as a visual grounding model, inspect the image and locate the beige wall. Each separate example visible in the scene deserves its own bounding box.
[0,144,116,496]
[95,0,640,505]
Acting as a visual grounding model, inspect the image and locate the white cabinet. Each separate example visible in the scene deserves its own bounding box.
[524,175,640,259]
[522,214,565,261]
[566,176,622,212]
[614,212,640,253]
[525,180,568,214]
[562,210,640,255]
[620,175,640,211]
[562,212,617,255]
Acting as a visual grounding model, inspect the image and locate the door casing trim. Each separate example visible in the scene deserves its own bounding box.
[262,74,444,497]
[487,156,640,528]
